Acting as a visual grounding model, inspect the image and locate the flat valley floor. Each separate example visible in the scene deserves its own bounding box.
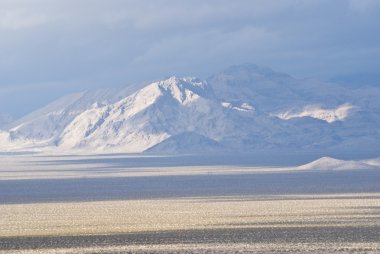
[0,154,379,253]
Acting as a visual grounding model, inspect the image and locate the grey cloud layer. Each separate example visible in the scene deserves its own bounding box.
[0,0,379,117]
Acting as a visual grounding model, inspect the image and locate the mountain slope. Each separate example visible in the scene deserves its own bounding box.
[146,132,224,154]
[1,64,379,154]
[56,77,239,152]
[6,83,146,143]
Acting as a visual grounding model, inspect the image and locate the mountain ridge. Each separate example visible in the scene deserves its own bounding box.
[1,64,379,154]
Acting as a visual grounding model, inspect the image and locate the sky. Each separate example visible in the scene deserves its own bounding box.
[0,0,379,118]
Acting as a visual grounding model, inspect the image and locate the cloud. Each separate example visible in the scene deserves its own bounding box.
[0,10,49,30]
[0,0,379,117]
[0,0,57,30]
[131,26,276,68]
[349,0,380,12]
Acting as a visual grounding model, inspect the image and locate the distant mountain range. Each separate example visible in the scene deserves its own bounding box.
[1,63,379,154]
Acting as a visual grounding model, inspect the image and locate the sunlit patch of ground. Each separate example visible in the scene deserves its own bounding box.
[0,155,379,253]
[1,194,380,253]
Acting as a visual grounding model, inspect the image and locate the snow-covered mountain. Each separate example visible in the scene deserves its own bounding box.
[1,63,379,154]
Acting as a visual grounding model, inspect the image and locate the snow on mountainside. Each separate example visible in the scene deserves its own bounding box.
[57,77,237,152]
[275,103,355,123]
[0,63,379,154]
[208,64,354,112]
[0,130,42,151]
[6,85,143,145]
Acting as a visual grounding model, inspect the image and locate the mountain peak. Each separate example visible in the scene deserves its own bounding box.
[0,63,379,155]
[155,76,214,104]
[158,76,206,89]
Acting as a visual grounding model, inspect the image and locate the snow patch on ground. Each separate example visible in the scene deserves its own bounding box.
[298,156,380,170]
[363,158,380,167]
[276,103,355,123]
